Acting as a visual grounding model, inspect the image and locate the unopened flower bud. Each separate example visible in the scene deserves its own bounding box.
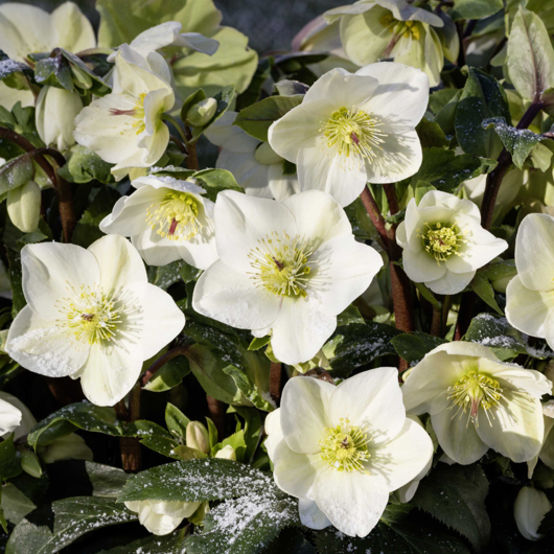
[7,180,41,233]
[514,486,551,541]
[185,421,209,454]
[215,444,236,460]
[35,85,83,151]
[254,142,282,166]
[186,97,217,127]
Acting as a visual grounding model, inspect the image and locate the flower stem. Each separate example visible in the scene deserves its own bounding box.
[115,385,142,472]
[141,345,190,386]
[269,361,283,405]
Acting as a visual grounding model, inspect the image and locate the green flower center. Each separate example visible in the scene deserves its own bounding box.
[320,418,371,472]
[447,370,504,420]
[248,233,315,298]
[420,222,464,262]
[321,106,385,161]
[146,191,203,241]
[380,12,422,41]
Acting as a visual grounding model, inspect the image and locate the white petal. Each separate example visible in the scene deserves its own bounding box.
[373,418,434,491]
[506,276,553,339]
[445,228,507,273]
[431,409,488,465]
[280,375,333,453]
[283,190,352,242]
[490,364,552,399]
[515,213,554,291]
[514,487,551,541]
[204,111,259,153]
[79,343,143,406]
[214,190,296,273]
[312,468,389,537]
[0,397,22,436]
[476,396,544,463]
[137,283,185,360]
[264,409,283,460]
[426,268,475,295]
[298,498,332,530]
[21,242,99,314]
[330,367,406,442]
[51,2,96,52]
[88,234,147,291]
[303,68,379,105]
[6,306,88,378]
[192,260,280,331]
[402,245,446,283]
[270,299,337,364]
[315,235,383,315]
[357,62,429,128]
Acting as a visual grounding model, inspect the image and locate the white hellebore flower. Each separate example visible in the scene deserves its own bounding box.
[5,235,185,406]
[265,368,433,537]
[268,62,428,207]
[0,1,95,110]
[35,86,83,152]
[192,190,383,364]
[74,45,175,181]
[124,499,202,536]
[396,190,508,295]
[99,175,217,269]
[506,213,554,349]
[402,342,552,465]
[514,486,552,541]
[204,111,299,201]
[0,394,22,437]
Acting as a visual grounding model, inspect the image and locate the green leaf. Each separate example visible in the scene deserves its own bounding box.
[483,117,542,168]
[410,147,489,193]
[235,95,303,142]
[0,483,36,525]
[222,365,273,411]
[455,67,510,157]
[470,272,503,315]
[33,52,74,91]
[165,402,191,441]
[0,52,32,86]
[193,168,242,200]
[5,518,52,554]
[118,458,272,502]
[185,481,298,554]
[143,355,190,393]
[98,530,188,553]
[247,335,271,351]
[85,461,129,498]
[0,154,34,195]
[391,332,447,364]
[464,312,552,360]
[450,0,503,20]
[187,86,236,141]
[412,464,490,551]
[414,282,441,310]
[58,145,113,185]
[148,260,196,290]
[0,436,21,481]
[132,420,180,458]
[507,7,554,102]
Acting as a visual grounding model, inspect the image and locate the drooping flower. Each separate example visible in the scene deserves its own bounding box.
[0,394,22,436]
[192,190,383,364]
[265,368,433,537]
[505,213,554,350]
[74,44,175,181]
[0,1,95,109]
[124,499,202,536]
[99,175,217,268]
[514,486,552,541]
[324,0,458,87]
[204,111,299,201]
[396,190,508,294]
[402,342,552,465]
[5,235,185,406]
[268,62,428,207]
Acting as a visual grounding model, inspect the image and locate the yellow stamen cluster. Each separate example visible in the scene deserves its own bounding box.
[132,92,147,135]
[248,233,314,298]
[321,106,385,161]
[380,12,422,41]
[320,418,371,472]
[60,286,123,345]
[447,370,504,421]
[421,222,464,262]
[146,191,203,241]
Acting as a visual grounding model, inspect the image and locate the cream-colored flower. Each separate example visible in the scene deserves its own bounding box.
[265,368,433,536]
[0,393,22,437]
[396,190,508,294]
[99,175,217,268]
[402,342,552,465]
[506,213,554,350]
[0,1,95,110]
[124,499,201,536]
[514,486,551,541]
[324,0,457,87]
[205,111,299,201]
[5,235,185,406]
[192,190,383,364]
[268,62,428,207]
[74,45,175,181]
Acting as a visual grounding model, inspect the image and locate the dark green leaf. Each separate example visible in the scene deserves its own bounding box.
[0,436,21,481]
[470,272,503,315]
[143,356,190,393]
[5,518,53,554]
[119,458,272,503]
[98,530,187,553]
[412,464,490,551]
[85,461,129,498]
[165,403,190,441]
[450,0,503,20]
[247,335,271,351]
[58,145,113,185]
[0,483,36,525]
[391,332,447,364]
[235,95,303,142]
